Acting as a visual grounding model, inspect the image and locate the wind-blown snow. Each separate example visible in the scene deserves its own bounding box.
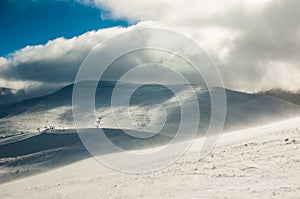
[0,82,299,137]
[0,117,299,198]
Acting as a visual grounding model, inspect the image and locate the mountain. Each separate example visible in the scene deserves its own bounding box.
[0,81,299,182]
[0,87,25,105]
[258,89,300,105]
[0,81,299,137]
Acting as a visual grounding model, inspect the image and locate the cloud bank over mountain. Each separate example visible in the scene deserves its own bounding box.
[1,0,300,94]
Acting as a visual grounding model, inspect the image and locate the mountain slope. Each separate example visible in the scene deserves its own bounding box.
[258,89,300,105]
[1,117,299,198]
[0,81,299,182]
[1,82,299,137]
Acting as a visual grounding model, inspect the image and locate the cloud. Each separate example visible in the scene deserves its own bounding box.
[85,0,273,24]
[82,0,300,92]
[0,26,127,89]
[1,0,300,94]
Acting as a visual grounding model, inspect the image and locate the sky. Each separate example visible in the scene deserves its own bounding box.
[0,0,129,56]
[0,0,300,96]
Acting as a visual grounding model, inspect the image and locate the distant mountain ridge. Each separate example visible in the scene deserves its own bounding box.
[258,89,300,105]
[0,87,25,105]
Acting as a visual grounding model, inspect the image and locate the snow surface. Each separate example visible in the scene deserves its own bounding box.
[0,117,299,198]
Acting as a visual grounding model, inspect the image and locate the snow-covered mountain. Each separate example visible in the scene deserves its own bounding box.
[258,89,300,105]
[0,81,299,182]
[1,81,299,137]
[0,87,25,105]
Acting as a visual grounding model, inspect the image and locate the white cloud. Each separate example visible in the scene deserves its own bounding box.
[0,26,128,89]
[85,0,300,92]
[259,61,300,91]
[88,0,273,24]
[1,0,300,93]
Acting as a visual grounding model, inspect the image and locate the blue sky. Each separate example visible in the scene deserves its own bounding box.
[0,0,130,56]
